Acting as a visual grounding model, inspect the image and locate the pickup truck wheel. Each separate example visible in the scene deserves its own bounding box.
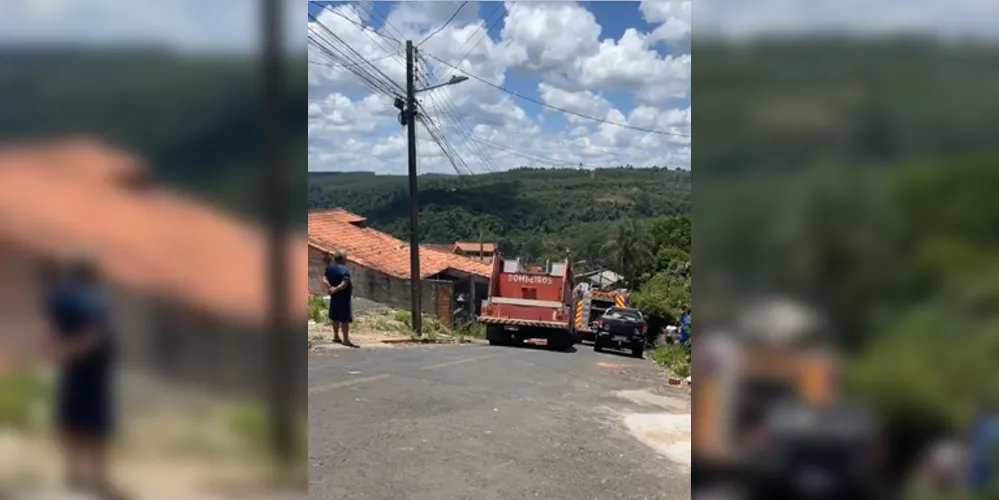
[486,325,509,346]
[632,344,644,358]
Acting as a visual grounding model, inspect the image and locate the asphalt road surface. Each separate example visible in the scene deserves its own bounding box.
[309,344,690,500]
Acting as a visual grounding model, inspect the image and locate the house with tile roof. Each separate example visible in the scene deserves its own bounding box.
[450,241,496,263]
[308,208,492,325]
[0,138,306,410]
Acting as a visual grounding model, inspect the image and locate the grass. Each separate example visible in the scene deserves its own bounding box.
[225,401,308,475]
[308,296,484,345]
[650,343,691,378]
[308,295,326,323]
[0,369,51,431]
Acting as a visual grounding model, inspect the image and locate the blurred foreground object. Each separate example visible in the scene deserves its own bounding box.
[0,137,306,496]
[693,298,883,499]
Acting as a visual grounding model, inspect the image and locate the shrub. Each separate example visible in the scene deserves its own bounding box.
[650,343,690,378]
[307,295,327,323]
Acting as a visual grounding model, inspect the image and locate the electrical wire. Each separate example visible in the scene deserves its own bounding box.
[308,30,397,98]
[417,1,468,47]
[418,114,474,175]
[414,50,499,173]
[425,53,690,137]
[438,1,510,82]
[308,1,402,45]
[308,52,398,69]
[308,10,404,96]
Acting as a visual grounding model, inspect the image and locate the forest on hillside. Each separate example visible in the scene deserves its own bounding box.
[695,35,999,483]
[0,47,308,222]
[695,37,999,175]
[308,166,690,269]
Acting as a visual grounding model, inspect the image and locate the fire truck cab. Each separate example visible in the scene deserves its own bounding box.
[478,254,576,351]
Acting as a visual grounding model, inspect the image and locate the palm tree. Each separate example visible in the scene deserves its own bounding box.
[602,220,655,287]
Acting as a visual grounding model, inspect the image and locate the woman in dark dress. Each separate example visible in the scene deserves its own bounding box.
[44,254,125,499]
[323,250,356,347]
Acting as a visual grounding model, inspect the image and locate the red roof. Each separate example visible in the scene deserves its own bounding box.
[317,208,367,225]
[308,209,491,279]
[0,138,306,325]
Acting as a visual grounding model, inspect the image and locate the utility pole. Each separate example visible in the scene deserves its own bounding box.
[405,40,423,335]
[262,0,293,464]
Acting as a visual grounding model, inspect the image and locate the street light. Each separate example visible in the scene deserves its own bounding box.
[414,75,469,94]
[394,74,468,125]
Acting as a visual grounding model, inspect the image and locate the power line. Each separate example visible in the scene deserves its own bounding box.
[419,113,474,175]
[308,1,402,45]
[308,10,404,96]
[308,52,399,69]
[358,2,407,47]
[469,136,579,167]
[417,1,468,47]
[308,30,397,97]
[414,50,499,173]
[309,1,407,76]
[438,1,509,82]
[309,32,396,98]
[425,53,690,138]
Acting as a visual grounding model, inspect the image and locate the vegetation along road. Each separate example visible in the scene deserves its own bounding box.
[308,344,690,500]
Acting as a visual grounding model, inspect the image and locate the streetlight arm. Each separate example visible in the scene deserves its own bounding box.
[414,75,469,94]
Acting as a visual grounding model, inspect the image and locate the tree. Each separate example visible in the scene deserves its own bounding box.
[655,247,691,276]
[631,270,691,340]
[650,214,691,253]
[519,238,545,265]
[602,219,655,287]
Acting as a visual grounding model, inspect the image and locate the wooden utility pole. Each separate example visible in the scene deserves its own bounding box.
[405,40,423,335]
[262,0,293,463]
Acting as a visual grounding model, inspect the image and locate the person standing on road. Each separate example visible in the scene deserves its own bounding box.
[44,254,126,499]
[323,250,356,347]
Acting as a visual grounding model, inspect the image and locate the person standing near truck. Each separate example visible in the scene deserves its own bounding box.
[323,250,356,348]
[678,307,691,344]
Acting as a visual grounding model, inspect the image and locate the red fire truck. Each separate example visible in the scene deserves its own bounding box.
[478,254,576,351]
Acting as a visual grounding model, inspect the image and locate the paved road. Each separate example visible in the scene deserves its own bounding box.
[309,344,690,500]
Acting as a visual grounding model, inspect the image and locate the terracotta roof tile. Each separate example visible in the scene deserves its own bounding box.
[308,210,491,279]
[309,208,366,224]
[0,140,306,326]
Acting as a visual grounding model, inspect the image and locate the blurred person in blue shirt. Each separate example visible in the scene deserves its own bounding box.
[44,254,124,499]
[323,250,356,347]
[966,402,999,493]
[678,306,691,344]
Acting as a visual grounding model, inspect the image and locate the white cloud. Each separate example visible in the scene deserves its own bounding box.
[309,1,692,174]
[640,0,692,47]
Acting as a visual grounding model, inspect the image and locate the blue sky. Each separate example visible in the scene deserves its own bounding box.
[308,1,693,174]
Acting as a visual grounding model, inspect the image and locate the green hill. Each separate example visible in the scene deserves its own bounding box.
[308,167,690,266]
[696,37,999,174]
[0,47,308,223]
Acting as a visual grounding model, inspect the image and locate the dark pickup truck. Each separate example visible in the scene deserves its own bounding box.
[593,307,647,358]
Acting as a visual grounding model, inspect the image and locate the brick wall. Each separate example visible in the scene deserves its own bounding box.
[308,245,454,323]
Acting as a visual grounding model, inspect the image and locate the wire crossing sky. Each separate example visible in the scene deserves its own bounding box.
[307,1,692,174]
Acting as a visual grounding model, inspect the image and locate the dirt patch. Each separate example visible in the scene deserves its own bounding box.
[622,413,691,467]
[614,389,690,412]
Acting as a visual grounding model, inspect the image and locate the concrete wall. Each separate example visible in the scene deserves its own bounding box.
[308,245,454,323]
